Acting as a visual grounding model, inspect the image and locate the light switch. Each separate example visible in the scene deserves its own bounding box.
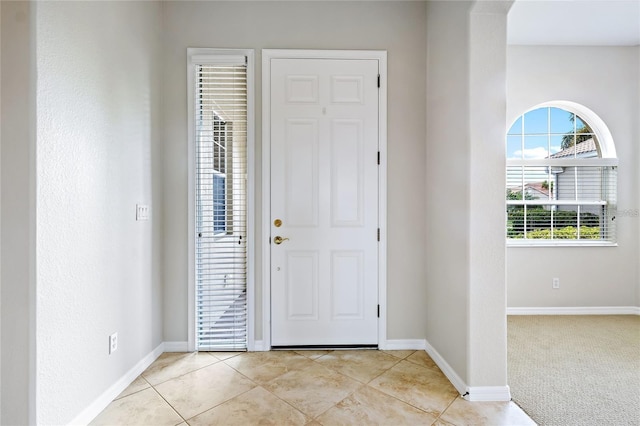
[136,204,150,221]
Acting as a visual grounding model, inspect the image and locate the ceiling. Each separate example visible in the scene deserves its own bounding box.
[508,0,640,46]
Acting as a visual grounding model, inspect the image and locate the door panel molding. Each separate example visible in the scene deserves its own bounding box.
[261,49,387,350]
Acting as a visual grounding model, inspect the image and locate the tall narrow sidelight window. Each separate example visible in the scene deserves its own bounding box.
[193,55,249,350]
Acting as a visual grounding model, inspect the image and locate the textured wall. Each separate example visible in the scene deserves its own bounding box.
[468,3,511,389]
[425,0,511,393]
[162,1,428,343]
[425,0,472,385]
[507,46,640,309]
[35,1,162,423]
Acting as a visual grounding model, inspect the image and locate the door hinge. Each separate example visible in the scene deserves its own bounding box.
[377,74,381,88]
[377,228,380,241]
[377,304,380,318]
[377,151,380,165]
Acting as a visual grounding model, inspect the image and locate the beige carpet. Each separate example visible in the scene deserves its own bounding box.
[508,315,640,426]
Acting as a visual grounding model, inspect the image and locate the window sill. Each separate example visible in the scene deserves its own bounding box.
[507,240,618,248]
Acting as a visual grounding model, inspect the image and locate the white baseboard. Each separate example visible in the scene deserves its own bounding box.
[507,306,640,315]
[382,339,426,350]
[424,340,467,396]
[69,343,164,425]
[424,340,511,402]
[464,386,511,402]
[163,341,189,352]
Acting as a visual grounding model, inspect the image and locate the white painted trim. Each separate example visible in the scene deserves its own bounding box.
[424,340,467,396]
[187,49,196,353]
[261,51,272,350]
[507,306,640,315]
[163,341,190,352]
[262,49,389,61]
[187,48,255,352]
[464,386,511,402]
[69,343,164,425]
[261,49,388,350]
[383,339,426,350]
[424,340,511,402]
[377,52,388,351]
[252,340,267,352]
[245,51,256,352]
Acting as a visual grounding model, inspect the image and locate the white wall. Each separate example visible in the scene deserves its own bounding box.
[425,0,511,396]
[468,1,511,390]
[425,0,471,384]
[162,1,428,343]
[507,46,640,309]
[33,1,163,424]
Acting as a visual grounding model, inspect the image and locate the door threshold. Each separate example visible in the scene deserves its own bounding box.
[271,344,378,351]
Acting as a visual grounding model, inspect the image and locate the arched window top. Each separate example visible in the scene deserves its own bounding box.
[507,101,616,160]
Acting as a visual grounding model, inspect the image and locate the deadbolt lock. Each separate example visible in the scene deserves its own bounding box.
[274,219,282,227]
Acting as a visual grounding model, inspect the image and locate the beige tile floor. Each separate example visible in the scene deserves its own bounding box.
[91,350,535,426]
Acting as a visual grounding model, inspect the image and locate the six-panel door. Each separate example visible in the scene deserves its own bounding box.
[270,58,379,346]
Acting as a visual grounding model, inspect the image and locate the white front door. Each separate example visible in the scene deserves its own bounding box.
[270,57,380,346]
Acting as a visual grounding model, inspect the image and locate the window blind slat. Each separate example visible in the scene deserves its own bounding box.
[195,62,248,351]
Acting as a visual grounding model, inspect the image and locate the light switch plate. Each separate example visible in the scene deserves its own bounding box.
[136,204,149,221]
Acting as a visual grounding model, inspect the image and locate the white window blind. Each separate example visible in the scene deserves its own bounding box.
[506,106,617,245]
[195,60,248,350]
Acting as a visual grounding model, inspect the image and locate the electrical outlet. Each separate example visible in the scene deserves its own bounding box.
[552,278,560,289]
[109,332,118,354]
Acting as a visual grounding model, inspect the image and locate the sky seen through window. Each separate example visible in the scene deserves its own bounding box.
[507,107,591,160]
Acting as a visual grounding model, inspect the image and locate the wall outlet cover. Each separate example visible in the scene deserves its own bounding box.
[109,332,118,354]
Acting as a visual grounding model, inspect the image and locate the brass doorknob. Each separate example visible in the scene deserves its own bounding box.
[273,236,290,245]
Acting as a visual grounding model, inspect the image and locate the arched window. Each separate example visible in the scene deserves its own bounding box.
[506,101,617,245]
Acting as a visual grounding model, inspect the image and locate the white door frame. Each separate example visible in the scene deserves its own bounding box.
[261,49,387,350]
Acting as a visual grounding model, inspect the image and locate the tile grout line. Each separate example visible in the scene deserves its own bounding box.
[366,357,459,420]
[177,354,264,422]
[259,383,322,423]
[310,381,369,421]
[112,375,153,402]
[149,384,188,425]
[223,351,356,423]
[266,351,367,421]
[364,353,404,384]
[150,353,256,423]
[181,385,261,424]
[211,351,334,423]
[307,351,440,422]
[362,356,443,421]
[434,393,462,425]
[279,351,359,421]
[143,353,222,387]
